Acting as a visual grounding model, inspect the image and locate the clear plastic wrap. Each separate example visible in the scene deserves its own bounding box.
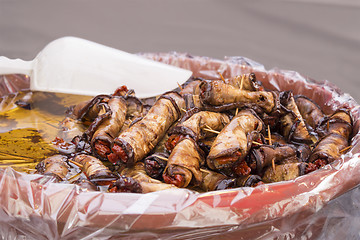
[0,53,359,239]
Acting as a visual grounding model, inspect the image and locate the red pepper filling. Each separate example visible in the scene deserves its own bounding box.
[145,160,162,178]
[52,137,72,150]
[112,144,129,164]
[94,140,111,158]
[305,159,328,174]
[112,85,129,96]
[107,153,119,164]
[165,134,184,151]
[163,173,185,187]
[314,159,327,168]
[232,161,252,176]
[215,151,242,165]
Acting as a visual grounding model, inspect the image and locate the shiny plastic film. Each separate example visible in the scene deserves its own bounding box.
[1,53,360,239]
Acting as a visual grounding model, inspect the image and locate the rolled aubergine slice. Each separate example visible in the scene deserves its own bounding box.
[308,133,349,168]
[295,95,325,132]
[306,109,353,172]
[207,109,264,176]
[109,162,177,193]
[180,77,203,110]
[167,111,230,150]
[262,162,307,183]
[223,73,263,91]
[71,94,111,124]
[91,96,127,159]
[144,152,169,180]
[35,155,69,182]
[199,168,262,192]
[163,138,204,188]
[110,91,185,167]
[73,154,118,185]
[199,80,277,113]
[247,144,300,174]
[317,108,353,139]
[279,91,313,144]
[199,168,233,191]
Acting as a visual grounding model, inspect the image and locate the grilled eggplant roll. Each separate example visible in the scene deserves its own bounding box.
[72,94,111,124]
[163,138,204,188]
[207,109,264,176]
[307,108,352,171]
[308,133,349,167]
[262,162,307,183]
[35,155,69,182]
[236,174,263,187]
[199,80,277,113]
[180,78,203,109]
[167,111,230,150]
[199,169,235,191]
[110,92,185,166]
[223,73,263,91]
[110,162,177,193]
[247,144,299,174]
[279,91,313,144]
[199,169,262,192]
[91,97,127,159]
[317,109,353,139]
[73,154,118,185]
[108,175,142,193]
[144,152,169,180]
[295,95,325,132]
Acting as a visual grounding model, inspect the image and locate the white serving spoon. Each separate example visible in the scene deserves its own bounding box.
[0,36,193,98]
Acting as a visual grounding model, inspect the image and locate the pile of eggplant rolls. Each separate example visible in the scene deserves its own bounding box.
[35,73,353,193]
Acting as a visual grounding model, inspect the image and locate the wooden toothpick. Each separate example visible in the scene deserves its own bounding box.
[204,124,220,134]
[327,121,330,131]
[204,128,220,134]
[218,72,226,83]
[68,172,82,182]
[155,155,169,161]
[235,108,239,116]
[240,74,245,91]
[200,168,213,174]
[177,82,183,91]
[68,159,83,169]
[272,158,276,173]
[268,125,272,145]
[339,145,352,154]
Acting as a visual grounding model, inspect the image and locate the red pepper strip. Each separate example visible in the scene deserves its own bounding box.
[305,159,327,174]
[215,151,242,165]
[165,134,184,151]
[163,173,185,188]
[107,153,120,164]
[112,144,129,164]
[233,161,252,176]
[94,140,111,158]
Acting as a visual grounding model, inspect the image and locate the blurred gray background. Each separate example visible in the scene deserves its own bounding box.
[0,0,359,101]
